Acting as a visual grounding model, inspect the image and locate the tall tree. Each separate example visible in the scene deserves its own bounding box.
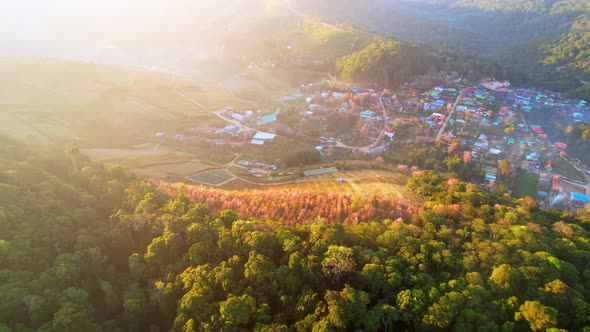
[322,245,356,284]
[63,143,80,173]
[219,294,256,329]
[515,301,558,331]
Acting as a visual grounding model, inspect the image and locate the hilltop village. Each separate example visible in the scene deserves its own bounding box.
[153,75,590,212]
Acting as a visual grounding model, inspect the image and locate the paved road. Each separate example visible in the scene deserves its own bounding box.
[368,93,390,150]
[436,90,464,141]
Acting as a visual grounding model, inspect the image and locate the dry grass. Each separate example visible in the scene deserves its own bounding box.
[82,145,224,176]
[291,170,420,200]
[82,146,217,179]
[226,169,422,202]
[562,181,587,195]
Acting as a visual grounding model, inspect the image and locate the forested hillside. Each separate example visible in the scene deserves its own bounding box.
[398,0,564,13]
[3,138,590,330]
[335,38,513,86]
[544,14,590,73]
[296,0,590,95]
[335,39,432,86]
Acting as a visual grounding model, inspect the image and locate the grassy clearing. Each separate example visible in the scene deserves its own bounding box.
[292,170,420,200]
[553,158,585,182]
[106,154,195,169]
[514,169,539,199]
[227,166,250,177]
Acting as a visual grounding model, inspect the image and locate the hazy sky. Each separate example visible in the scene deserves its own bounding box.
[0,0,275,72]
[0,1,225,54]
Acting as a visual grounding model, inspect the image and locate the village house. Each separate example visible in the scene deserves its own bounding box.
[250,132,276,145]
[216,125,243,137]
[258,113,277,125]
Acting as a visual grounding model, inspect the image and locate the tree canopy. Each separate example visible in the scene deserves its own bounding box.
[3,137,590,331]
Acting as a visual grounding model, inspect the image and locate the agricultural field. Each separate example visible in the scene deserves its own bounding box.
[133,161,212,179]
[188,169,235,186]
[81,146,174,162]
[82,146,224,180]
[0,57,283,183]
[0,57,258,147]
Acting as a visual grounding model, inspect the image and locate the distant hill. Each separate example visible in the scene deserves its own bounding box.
[398,0,561,13]
[294,0,587,55]
[3,0,583,95]
[294,0,590,96]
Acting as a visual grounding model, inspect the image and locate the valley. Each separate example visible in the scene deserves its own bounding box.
[1,1,590,331]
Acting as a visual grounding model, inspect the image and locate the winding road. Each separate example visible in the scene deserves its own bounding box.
[177,86,390,154]
[175,90,259,133]
[332,93,390,153]
[436,90,464,141]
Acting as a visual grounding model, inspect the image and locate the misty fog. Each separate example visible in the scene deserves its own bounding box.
[0,0,271,71]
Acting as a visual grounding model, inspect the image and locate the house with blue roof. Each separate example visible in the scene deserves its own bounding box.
[258,113,277,125]
[571,192,590,205]
[475,91,487,99]
[360,110,376,122]
[216,125,243,137]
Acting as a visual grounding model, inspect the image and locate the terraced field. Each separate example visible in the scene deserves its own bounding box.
[188,169,235,186]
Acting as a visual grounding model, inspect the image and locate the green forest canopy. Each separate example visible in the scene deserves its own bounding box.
[335,37,512,86]
[543,14,590,73]
[3,136,590,331]
[336,38,431,86]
